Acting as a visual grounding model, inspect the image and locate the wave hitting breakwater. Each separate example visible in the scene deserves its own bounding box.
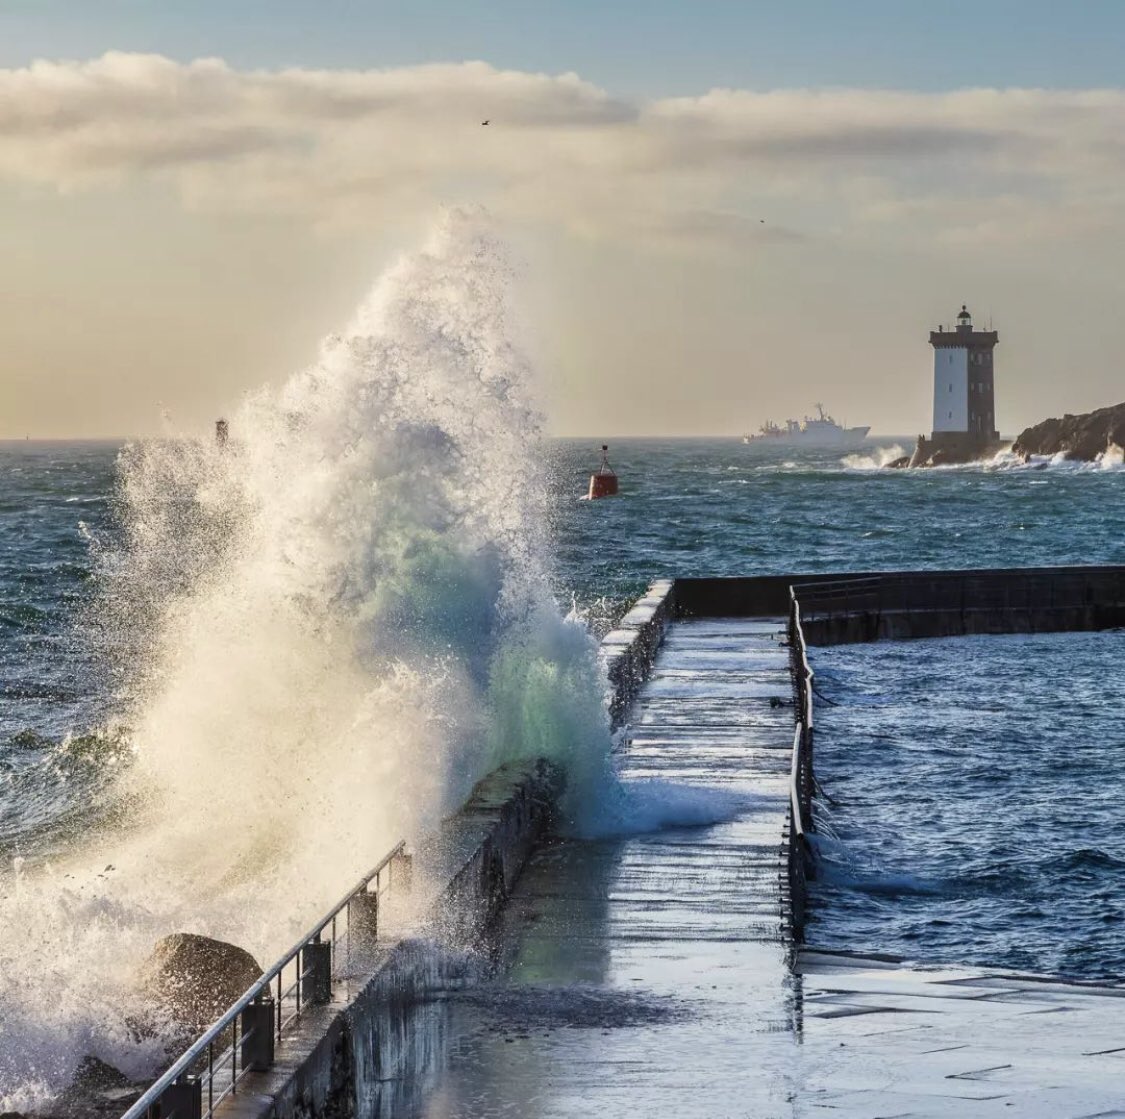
[0,212,651,1111]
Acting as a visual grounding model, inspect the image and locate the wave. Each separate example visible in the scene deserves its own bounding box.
[840,444,905,470]
[0,210,628,1109]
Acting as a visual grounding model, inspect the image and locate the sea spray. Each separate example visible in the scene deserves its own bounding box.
[0,212,581,1108]
[0,211,741,1109]
[840,444,905,470]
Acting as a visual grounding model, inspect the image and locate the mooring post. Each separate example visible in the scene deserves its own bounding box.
[302,939,332,1005]
[240,995,276,1071]
[159,1076,202,1119]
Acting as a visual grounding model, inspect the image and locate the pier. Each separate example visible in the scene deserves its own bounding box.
[124,565,1125,1119]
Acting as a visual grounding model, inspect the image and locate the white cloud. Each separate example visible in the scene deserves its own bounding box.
[4,52,1125,246]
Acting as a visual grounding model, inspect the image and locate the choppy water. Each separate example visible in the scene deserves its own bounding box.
[810,631,1125,980]
[3,439,1124,867]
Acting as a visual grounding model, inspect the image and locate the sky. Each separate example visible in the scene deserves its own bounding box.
[3,1,1125,437]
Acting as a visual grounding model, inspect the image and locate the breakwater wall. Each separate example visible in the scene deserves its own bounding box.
[674,565,1125,643]
[129,589,676,1119]
[599,578,676,727]
[258,759,564,1119]
[134,759,562,1119]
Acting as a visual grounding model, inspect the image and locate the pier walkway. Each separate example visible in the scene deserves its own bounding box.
[397,603,1125,1119]
[141,568,1125,1119]
[408,616,801,1117]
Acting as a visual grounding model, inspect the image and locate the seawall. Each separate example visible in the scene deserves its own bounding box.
[221,759,563,1119]
[673,565,1125,643]
[598,578,676,727]
[197,587,677,1119]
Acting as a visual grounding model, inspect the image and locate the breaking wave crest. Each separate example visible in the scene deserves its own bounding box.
[840,444,905,470]
[0,211,637,1109]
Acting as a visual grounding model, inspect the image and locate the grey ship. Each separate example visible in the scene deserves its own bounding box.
[743,404,870,447]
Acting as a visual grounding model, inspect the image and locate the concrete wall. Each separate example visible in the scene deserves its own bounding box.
[598,578,676,727]
[674,566,1125,633]
[794,568,1125,646]
[223,759,564,1119]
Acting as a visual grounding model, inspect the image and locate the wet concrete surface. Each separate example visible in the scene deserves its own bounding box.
[369,618,799,1118]
[362,619,1125,1119]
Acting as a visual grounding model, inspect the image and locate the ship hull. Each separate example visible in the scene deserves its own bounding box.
[742,426,871,448]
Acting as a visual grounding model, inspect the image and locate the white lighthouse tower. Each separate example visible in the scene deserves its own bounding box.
[915,304,999,464]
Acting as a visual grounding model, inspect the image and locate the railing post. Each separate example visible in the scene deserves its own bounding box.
[159,1077,202,1119]
[240,996,276,1072]
[348,889,380,959]
[393,850,414,893]
[303,939,332,1005]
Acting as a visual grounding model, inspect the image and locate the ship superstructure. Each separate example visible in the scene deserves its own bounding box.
[743,404,870,447]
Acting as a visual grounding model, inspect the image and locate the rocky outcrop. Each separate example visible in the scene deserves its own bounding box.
[140,932,262,1033]
[1013,402,1125,461]
[902,433,1002,468]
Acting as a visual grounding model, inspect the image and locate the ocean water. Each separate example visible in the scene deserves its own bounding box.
[810,631,1125,981]
[2,443,1123,845]
[6,436,1123,859]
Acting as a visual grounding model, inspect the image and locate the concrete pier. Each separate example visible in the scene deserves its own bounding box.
[386,615,801,1116]
[353,590,1125,1117]
[158,566,1125,1119]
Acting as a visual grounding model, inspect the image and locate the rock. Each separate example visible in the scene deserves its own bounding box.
[140,933,263,1033]
[66,1056,135,1095]
[54,1056,144,1118]
[1013,401,1125,461]
[885,455,911,469]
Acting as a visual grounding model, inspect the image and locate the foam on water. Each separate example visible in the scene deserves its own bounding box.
[0,211,706,1109]
[840,444,905,471]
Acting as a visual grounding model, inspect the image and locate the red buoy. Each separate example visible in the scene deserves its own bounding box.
[587,444,619,499]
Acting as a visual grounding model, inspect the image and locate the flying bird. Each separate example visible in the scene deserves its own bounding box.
[481,119,490,125]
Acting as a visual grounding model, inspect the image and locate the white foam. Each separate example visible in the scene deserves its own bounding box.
[840,444,905,470]
[0,210,621,1107]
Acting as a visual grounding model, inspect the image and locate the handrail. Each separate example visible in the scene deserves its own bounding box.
[785,587,817,940]
[123,839,407,1119]
[788,725,805,840]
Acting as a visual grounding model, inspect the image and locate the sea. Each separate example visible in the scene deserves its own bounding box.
[3,436,1124,975]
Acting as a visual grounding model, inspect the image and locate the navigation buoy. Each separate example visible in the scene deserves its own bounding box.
[587,444,618,500]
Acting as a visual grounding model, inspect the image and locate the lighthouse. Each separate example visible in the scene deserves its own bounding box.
[912,305,1000,465]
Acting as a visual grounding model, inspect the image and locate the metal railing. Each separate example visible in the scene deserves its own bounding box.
[123,841,411,1119]
[785,588,816,941]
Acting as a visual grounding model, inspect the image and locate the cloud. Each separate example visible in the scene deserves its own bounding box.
[4,52,1125,245]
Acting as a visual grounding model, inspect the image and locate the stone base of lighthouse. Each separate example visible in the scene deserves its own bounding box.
[907,431,1003,468]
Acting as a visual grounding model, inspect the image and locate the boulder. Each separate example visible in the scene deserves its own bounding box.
[140,933,263,1033]
[53,1056,143,1118]
[1013,401,1125,461]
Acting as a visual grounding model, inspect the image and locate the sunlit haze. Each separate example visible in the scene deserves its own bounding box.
[3,0,1125,437]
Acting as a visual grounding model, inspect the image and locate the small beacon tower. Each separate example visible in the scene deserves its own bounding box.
[925,304,999,461]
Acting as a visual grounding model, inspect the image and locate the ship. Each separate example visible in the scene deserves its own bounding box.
[742,404,870,447]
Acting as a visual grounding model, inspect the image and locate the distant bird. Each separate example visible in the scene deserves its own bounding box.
[481,119,490,126]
